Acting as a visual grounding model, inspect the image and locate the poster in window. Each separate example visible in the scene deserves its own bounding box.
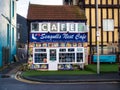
[42,43,48,47]
[73,43,77,47]
[66,43,72,47]
[60,43,66,47]
[54,43,59,47]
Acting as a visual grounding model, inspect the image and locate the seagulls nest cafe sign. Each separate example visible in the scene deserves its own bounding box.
[30,22,88,43]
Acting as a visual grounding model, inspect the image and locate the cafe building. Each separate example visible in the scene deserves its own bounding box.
[27,4,88,70]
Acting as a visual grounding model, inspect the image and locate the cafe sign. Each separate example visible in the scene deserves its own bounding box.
[30,33,88,42]
[31,22,87,32]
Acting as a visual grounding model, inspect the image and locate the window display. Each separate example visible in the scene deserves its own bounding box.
[66,43,72,47]
[35,43,41,47]
[53,43,59,47]
[32,47,85,70]
[73,43,77,47]
[42,43,48,47]
[48,43,53,47]
[34,48,47,63]
[60,43,66,47]
[34,53,47,63]
[35,49,46,52]
[58,64,73,70]
[59,53,75,62]
[77,53,83,62]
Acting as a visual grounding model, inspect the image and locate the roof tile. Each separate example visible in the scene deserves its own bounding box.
[27,4,86,21]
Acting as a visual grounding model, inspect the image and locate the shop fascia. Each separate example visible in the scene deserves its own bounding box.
[31,22,88,32]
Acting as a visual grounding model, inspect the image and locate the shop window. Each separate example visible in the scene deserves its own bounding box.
[58,64,73,70]
[60,43,66,47]
[31,23,39,32]
[68,48,74,52]
[42,43,48,47]
[35,49,46,52]
[59,53,75,62]
[77,53,83,62]
[59,49,66,52]
[34,53,47,63]
[66,43,72,47]
[73,43,77,47]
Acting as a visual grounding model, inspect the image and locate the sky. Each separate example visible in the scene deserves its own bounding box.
[17,0,63,18]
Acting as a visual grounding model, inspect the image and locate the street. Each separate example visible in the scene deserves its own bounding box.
[0,76,120,90]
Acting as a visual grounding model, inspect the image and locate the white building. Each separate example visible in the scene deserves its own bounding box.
[27,4,88,70]
[0,0,17,67]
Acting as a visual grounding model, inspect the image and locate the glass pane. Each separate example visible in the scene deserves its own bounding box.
[59,49,66,52]
[34,53,47,63]
[68,48,74,52]
[35,49,46,52]
[59,53,75,62]
[77,53,83,62]
[50,49,56,61]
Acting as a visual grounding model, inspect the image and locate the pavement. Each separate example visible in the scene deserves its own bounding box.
[0,61,120,83]
[0,59,25,78]
[21,72,120,83]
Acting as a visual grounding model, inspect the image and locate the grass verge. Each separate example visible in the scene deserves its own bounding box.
[22,63,119,77]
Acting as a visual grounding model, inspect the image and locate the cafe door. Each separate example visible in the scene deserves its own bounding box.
[48,48,58,70]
